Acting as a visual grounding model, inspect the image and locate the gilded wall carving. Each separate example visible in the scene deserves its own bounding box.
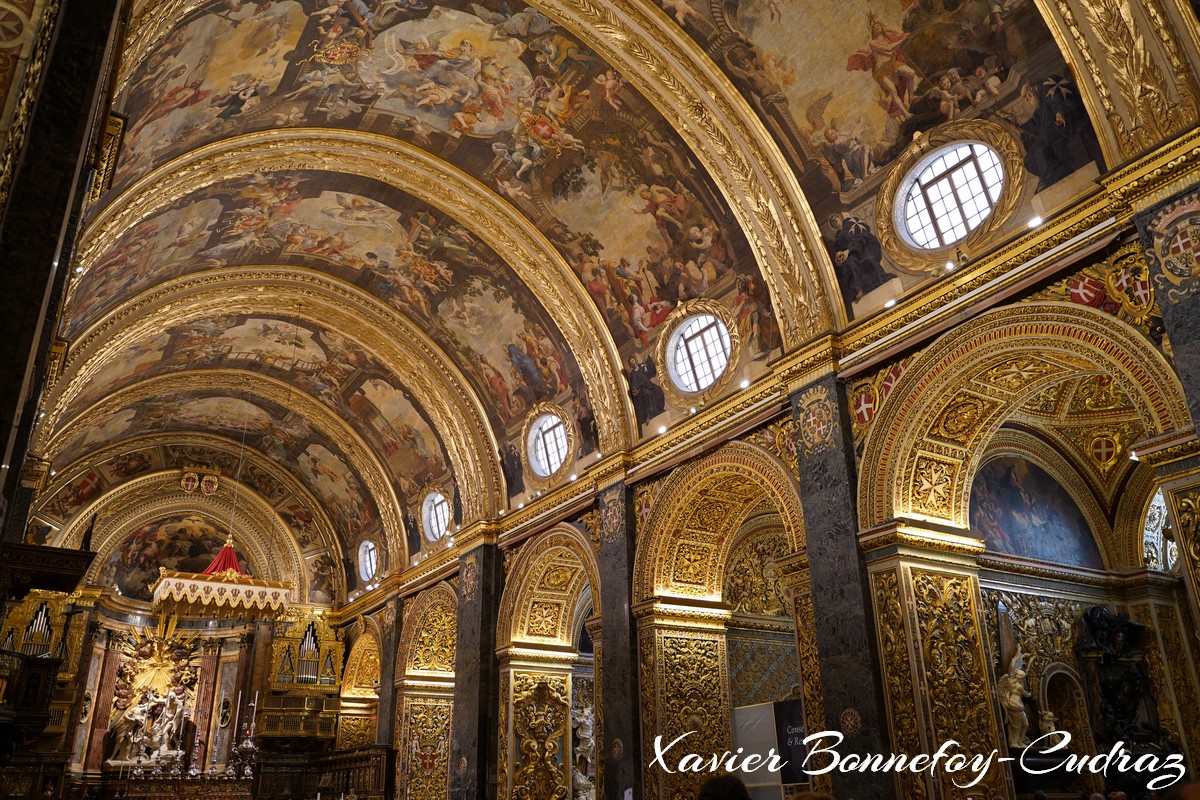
[912,570,1003,798]
[1064,0,1198,158]
[1154,603,1200,767]
[639,629,730,800]
[511,673,570,800]
[1029,243,1162,341]
[397,699,452,800]
[1145,189,1200,303]
[724,527,788,616]
[741,417,798,477]
[982,589,1085,699]
[336,714,375,750]
[869,570,929,800]
[342,633,380,699]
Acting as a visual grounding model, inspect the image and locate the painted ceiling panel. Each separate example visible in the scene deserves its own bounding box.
[64,170,593,459]
[59,312,454,508]
[48,386,384,556]
[96,0,775,404]
[663,0,1105,318]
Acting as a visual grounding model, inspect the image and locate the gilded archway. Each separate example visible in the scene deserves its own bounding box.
[634,441,825,800]
[395,582,457,800]
[858,302,1191,530]
[338,628,381,750]
[496,525,599,800]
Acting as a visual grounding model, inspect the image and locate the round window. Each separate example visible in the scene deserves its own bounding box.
[666,313,732,393]
[897,142,1004,250]
[527,412,569,478]
[422,491,451,542]
[358,540,378,582]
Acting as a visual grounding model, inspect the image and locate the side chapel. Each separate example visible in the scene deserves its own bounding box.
[0,0,1199,798]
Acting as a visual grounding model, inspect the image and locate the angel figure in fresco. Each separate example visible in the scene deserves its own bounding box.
[846,13,921,122]
[997,652,1032,749]
[659,0,701,26]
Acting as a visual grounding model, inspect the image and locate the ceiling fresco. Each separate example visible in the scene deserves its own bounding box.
[60,311,453,510]
[48,387,383,558]
[666,0,1104,316]
[44,0,1125,603]
[96,0,773,371]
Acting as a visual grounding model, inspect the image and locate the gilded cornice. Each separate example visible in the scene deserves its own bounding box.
[34,430,341,560]
[1102,124,1200,214]
[41,368,407,562]
[531,0,840,341]
[837,190,1118,372]
[59,470,306,597]
[76,130,635,454]
[42,268,500,521]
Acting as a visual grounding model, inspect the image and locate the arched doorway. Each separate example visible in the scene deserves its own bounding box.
[495,526,599,800]
[634,441,819,800]
[394,582,457,800]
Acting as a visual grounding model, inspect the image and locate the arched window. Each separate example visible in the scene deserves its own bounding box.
[358,540,378,582]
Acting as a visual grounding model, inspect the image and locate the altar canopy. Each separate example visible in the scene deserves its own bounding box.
[150,537,290,620]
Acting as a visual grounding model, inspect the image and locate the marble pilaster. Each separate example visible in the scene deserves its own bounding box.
[449,541,501,800]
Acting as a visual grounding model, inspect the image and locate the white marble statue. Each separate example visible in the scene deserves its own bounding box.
[571,704,596,771]
[997,653,1032,749]
[109,689,189,765]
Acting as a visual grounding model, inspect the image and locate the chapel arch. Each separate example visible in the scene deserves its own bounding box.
[633,440,826,799]
[858,301,1190,531]
[338,627,381,749]
[495,525,600,800]
[394,582,458,800]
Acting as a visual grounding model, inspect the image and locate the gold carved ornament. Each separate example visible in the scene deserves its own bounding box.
[398,699,452,800]
[652,298,743,410]
[511,674,570,800]
[870,570,928,800]
[858,303,1188,529]
[911,571,1002,798]
[1074,0,1199,158]
[873,120,1026,276]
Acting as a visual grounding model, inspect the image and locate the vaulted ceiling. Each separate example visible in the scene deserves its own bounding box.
[27,0,1110,602]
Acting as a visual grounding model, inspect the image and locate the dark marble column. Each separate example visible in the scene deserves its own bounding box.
[449,541,501,800]
[1139,188,1200,422]
[375,597,400,746]
[0,0,123,529]
[790,373,891,800]
[595,483,641,800]
[83,630,123,770]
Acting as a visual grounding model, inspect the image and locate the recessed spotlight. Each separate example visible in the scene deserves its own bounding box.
[1129,451,1139,462]
[596,452,603,459]
[1028,215,1043,228]
[499,509,505,516]
[884,299,896,308]
[740,379,750,389]
[517,502,524,509]
[49,470,56,476]
[657,425,667,434]
[74,267,83,274]
[689,407,697,414]
[535,490,542,497]
[569,474,577,481]
[944,260,956,271]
